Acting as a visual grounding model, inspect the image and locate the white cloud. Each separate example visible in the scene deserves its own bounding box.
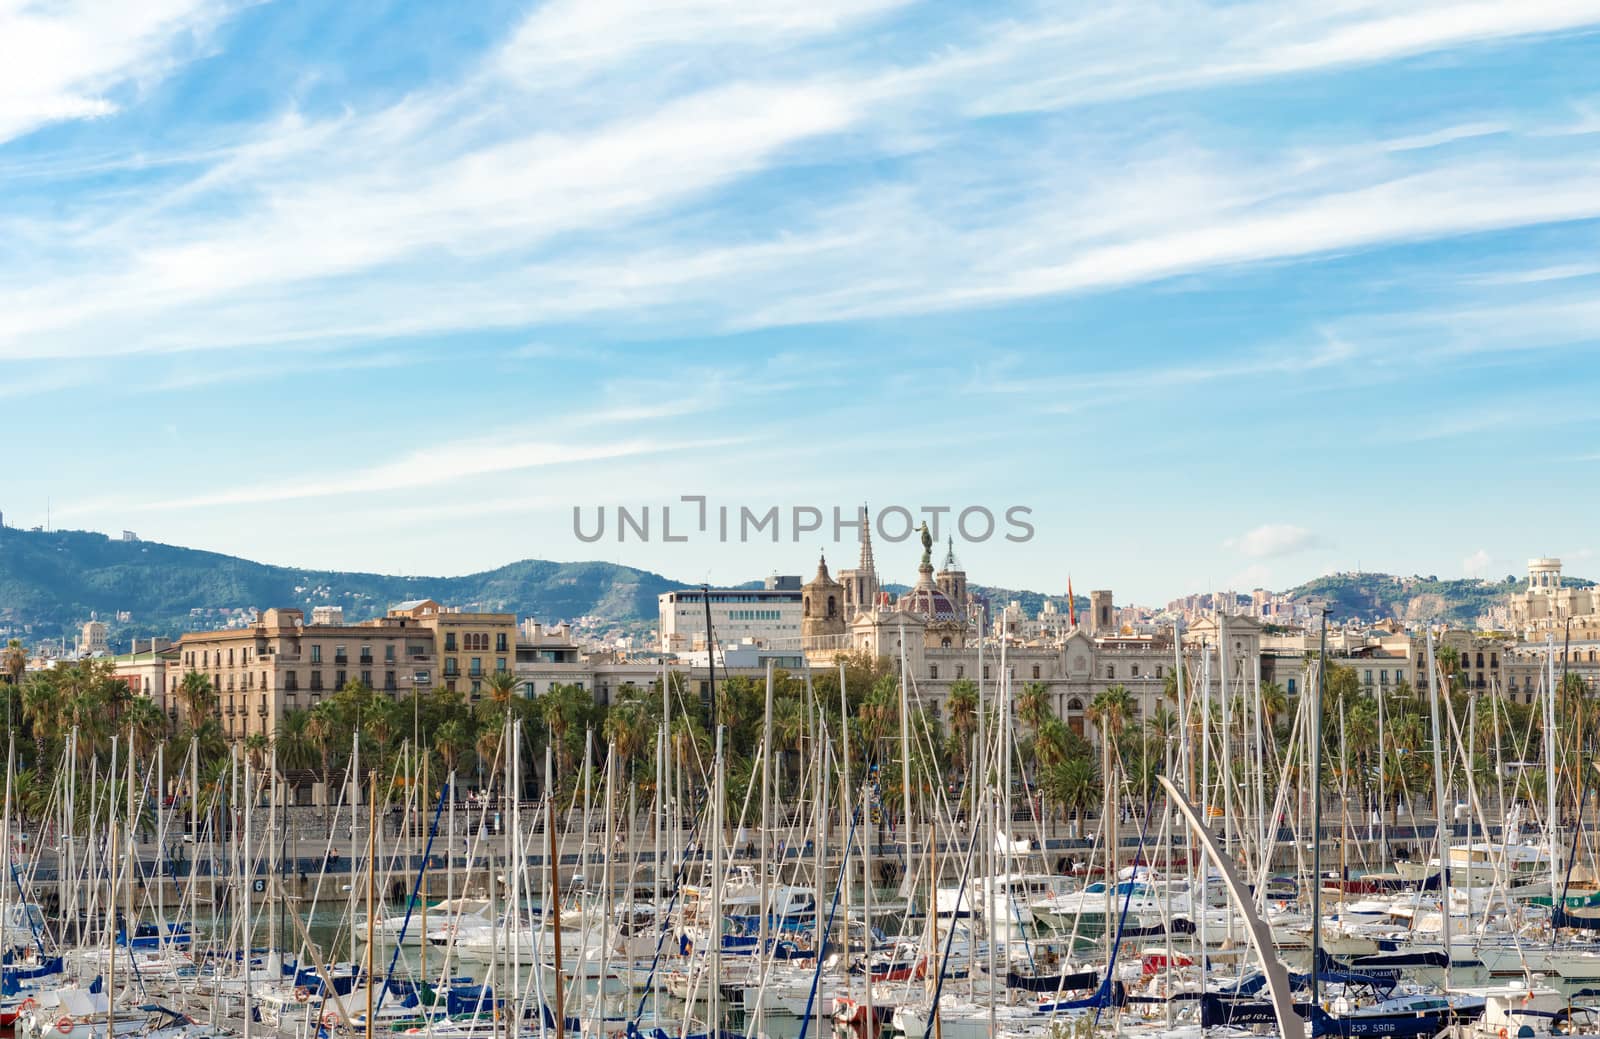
[1226,524,1323,558]
[136,434,752,511]
[0,0,230,145]
[927,0,1600,118]
[1462,548,1492,577]
[498,0,910,79]
[8,0,1600,367]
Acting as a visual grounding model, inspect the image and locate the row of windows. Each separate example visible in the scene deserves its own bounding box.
[442,657,508,677]
[443,632,509,652]
[1104,664,1164,680]
[728,609,784,621]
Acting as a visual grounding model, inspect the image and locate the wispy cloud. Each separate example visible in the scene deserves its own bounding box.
[140,434,753,510]
[929,1,1600,117]
[0,0,233,145]
[1226,524,1324,558]
[9,2,1600,365]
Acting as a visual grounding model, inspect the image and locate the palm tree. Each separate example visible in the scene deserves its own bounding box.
[434,720,467,775]
[1,639,25,729]
[1042,756,1099,835]
[541,683,589,776]
[1016,681,1053,735]
[244,732,269,772]
[946,679,979,775]
[274,709,318,771]
[602,700,650,798]
[307,700,341,812]
[1089,684,1136,816]
[484,671,519,711]
[771,695,808,798]
[124,697,168,760]
[177,671,217,726]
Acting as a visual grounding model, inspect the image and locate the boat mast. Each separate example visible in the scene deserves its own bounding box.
[760,657,775,1003]
[546,745,564,1039]
[1424,630,1451,990]
[1310,609,1327,1007]
[1546,633,1561,905]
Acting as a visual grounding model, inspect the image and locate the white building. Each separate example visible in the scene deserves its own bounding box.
[657,584,803,653]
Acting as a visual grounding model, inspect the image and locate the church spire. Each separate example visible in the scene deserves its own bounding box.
[857,503,876,575]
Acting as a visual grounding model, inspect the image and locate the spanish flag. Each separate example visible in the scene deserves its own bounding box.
[1068,575,1076,627]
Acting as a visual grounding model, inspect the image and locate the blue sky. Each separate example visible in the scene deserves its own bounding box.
[4,0,1600,606]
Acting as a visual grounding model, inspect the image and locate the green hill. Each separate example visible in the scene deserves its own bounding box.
[1283,571,1592,627]
[0,527,677,646]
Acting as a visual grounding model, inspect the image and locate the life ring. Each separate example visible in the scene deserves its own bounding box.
[1499,1028,1509,1038]
[322,1012,339,1028]
[913,957,928,980]
[56,1017,73,1035]
[294,987,311,1003]
[19,998,35,1011]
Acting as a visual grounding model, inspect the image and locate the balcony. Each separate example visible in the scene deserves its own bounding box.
[334,655,349,666]
[258,705,268,716]
[359,654,374,665]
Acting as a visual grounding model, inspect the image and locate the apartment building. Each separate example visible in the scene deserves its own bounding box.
[170,607,437,739]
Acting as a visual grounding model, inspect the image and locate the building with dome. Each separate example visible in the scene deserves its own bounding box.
[795,518,1264,746]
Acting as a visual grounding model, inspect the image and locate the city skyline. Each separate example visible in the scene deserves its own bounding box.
[5,2,1600,602]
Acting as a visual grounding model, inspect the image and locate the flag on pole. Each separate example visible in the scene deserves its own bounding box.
[1068,575,1076,627]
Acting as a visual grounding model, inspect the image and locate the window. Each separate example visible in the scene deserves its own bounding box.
[1155,665,1163,679]
[1032,665,1041,679]
[385,644,396,661]
[496,657,507,673]
[1287,677,1297,695]
[310,672,323,691]
[1131,664,1140,678]
[471,680,482,695]
[982,665,990,680]
[384,671,396,691]
[955,666,964,679]
[361,670,372,687]
[444,659,459,677]
[496,633,509,653]
[941,637,952,648]
[444,633,458,652]
[470,657,483,677]
[523,683,535,698]
[1106,665,1115,679]
[360,644,373,664]
[930,665,939,680]
[335,670,347,690]
[335,645,348,665]
[310,645,322,664]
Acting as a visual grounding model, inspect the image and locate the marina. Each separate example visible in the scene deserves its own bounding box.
[4,622,1600,1039]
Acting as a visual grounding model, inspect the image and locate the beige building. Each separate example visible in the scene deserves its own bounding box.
[1509,557,1600,640]
[171,606,438,739]
[389,600,516,697]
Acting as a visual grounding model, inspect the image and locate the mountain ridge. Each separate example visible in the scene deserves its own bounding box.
[0,526,1562,647]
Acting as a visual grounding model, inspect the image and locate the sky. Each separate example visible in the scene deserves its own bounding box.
[4,0,1600,606]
